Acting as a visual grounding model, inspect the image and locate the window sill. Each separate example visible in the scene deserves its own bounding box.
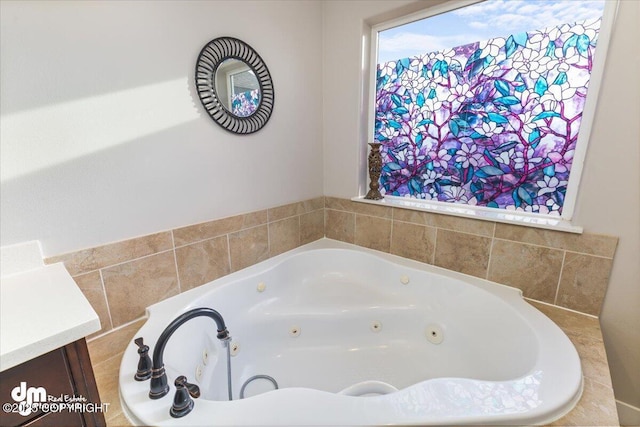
[351,195,583,234]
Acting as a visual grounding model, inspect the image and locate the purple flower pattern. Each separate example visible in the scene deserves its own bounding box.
[375,18,602,215]
[231,89,260,117]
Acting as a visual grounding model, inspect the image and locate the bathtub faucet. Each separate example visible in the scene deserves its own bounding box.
[149,307,231,400]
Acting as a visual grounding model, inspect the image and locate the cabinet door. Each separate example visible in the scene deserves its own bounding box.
[0,340,105,427]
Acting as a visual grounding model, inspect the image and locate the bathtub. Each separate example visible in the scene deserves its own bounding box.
[119,238,582,426]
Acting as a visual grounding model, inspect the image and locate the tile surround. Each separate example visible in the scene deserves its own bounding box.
[556,252,614,316]
[268,217,300,257]
[433,229,492,278]
[45,198,325,337]
[102,251,179,328]
[487,239,564,304]
[354,214,392,252]
[73,271,112,338]
[324,197,618,316]
[45,196,618,339]
[53,195,618,426]
[175,235,230,292]
[300,209,325,245]
[389,220,436,264]
[46,231,173,276]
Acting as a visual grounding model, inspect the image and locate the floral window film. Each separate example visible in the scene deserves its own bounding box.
[374,0,609,216]
[231,88,260,117]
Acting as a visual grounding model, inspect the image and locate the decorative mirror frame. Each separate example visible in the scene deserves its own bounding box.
[195,37,274,134]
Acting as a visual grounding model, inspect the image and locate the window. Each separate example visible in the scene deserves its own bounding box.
[371,0,615,221]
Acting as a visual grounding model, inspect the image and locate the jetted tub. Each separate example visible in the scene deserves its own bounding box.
[119,238,582,426]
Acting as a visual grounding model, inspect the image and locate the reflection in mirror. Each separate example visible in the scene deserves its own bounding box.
[215,59,261,117]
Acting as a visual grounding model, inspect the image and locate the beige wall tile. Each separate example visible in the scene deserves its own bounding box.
[46,232,173,276]
[73,271,112,337]
[324,196,352,211]
[175,236,230,292]
[269,217,300,257]
[325,197,392,218]
[390,221,435,264]
[550,377,618,426]
[305,196,326,211]
[569,332,614,388]
[87,318,146,366]
[488,240,563,303]
[269,201,304,222]
[300,209,325,244]
[431,214,494,237]
[173,210,268,247]
[88,318,142,427]
[434,229,491,278]
[525,302,618,426]
[556,252,613,316]
[268,197,324,221]
[355,214,391,252]
[495,224,618,258]
[102,252,179,327]
[393,208,494,237]
[391,209,431,226]
[325,209,355,243]
[527,300,602,342]
[228,225,269,272]
[106,409,132,427]
[92,354,124,423]
[84,320,151,427]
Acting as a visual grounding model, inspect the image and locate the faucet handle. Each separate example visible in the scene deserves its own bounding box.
[170,376,198,418]
[176,375,201,398]
[133,337,152,381]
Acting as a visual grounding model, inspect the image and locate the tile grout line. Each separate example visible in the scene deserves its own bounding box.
[170,231,182,294]
[98,269,115,333]
[432,227,439,266]
[524,297,599,319]
[323,207,327,238]
[86,316,147,344]
[266,217,272,258]
[490,236,614,259]
[225,233,233,273]
[84,247,176,273]
[554,250,567,305]
[173,222,267,250]
[485,223,497,280]
[389,208,395,252]
[172,206,324,251]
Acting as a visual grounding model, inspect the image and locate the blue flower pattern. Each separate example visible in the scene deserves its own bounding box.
[375,18,601,215]
[231,89,260,117]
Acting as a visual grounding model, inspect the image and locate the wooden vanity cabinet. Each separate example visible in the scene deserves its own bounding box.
[0,339,105,427]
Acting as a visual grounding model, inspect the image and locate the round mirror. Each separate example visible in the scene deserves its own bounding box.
[215,59,261,117]
[195,37,274,134]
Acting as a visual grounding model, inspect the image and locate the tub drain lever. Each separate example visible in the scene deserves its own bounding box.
[170,375,200,418]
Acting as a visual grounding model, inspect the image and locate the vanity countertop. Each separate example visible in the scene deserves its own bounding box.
[0,263,100,371]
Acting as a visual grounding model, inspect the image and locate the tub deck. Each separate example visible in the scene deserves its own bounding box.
[87,300,618,426]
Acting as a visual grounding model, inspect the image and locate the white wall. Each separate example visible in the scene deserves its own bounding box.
[322,0,640,422]
[573,0,640,420]
[0,0,324,256]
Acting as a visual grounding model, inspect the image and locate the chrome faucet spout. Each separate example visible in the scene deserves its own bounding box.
[149,307,230,399]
